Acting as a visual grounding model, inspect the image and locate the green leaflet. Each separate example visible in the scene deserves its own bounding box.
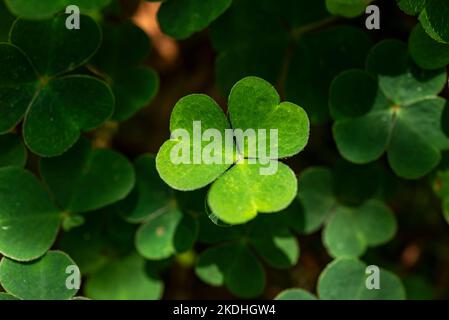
[84,254,164,300]
[275,288,317,300]
[0,15,113,157]
[318,258,406,300]
[5,0,112,19]
[156,76,309,224]
[0,251,79,300]
[0,167,61,261]
[409,24,449,70]
[325,0,374,18]
[157,0,232,39]
[293,166,397,258]
[0,133,26,168]
[331,40,449,179]
[40,138,135,213]
[92,22,159,121]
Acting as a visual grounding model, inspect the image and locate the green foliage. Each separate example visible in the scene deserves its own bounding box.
[0,251,79,300]
[156,76,309,224]
[331,40,448,179]
[0,0,448,301]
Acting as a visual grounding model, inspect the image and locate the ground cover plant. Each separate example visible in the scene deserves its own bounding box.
[0,0,448,300]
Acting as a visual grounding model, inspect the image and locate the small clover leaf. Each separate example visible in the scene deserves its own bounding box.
[0,15,114,157]
[331,40,449,179]
[92,22,159,121]
[0,133,26,168]
[84,253,164,300]
[156,76,309,224]
[317,258,406,300]
[40,137,135,213]
[275,288,317,300]
[0,167,61,261]
[5,0,112,19]
[292,166,397,258]
[0,251,79,300]
[325,0,374,18]
[157,0,232,39]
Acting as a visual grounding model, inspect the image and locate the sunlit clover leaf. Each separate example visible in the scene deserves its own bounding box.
[275,288,317,300]
[0,133,26,168]
[40,138,135,213]
[326,0,374,18]
[0,251,79,300]
[5,0,112,19]
[157,0,232,39]
[409,24,449,70]
[318,258,406,300]
[331,40,449,179]
[294,167,396,258]
[0,167,61,261]
[92,22,159,121]
[195,243,265,298]
[84,253,164,300]
[157,76,309,224]
[0,15,113,157]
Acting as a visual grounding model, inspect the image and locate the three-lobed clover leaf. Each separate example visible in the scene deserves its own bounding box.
[0,15,114,157]
[331,40,449,179]
[0,251,79,300]
[156,76,309,224]
[0,133,26,168]
[84,253,164,300]
[318,258,406,300]
[291,165,397,258]
[4,0,112,19]
[156,0,232,39]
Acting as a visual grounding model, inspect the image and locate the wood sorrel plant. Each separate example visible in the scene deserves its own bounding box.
[0,0,448,301]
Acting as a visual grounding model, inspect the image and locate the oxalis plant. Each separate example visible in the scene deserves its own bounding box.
[0,0,448,301]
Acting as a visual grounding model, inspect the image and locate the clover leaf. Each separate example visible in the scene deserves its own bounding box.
[318,258,406,300]
[0,251,79,300]
[397,0,449,43]
[291,166,397,258]
[331,40,449,179]
[156,76,309,224]
[84,253,164,300]
[409,24,449,70]
[0,167,61,261]
[0,133,26,168]
[92,22,159,121]
[157,0,232,39]
[325,0,374,18]
[0,15,114,157]
[40,137,135,213]
[275,288,317,300]
[5,0,112,19]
